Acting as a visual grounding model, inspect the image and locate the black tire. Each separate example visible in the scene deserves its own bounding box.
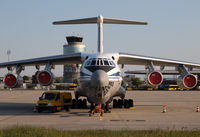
[82,99,87,109]
[105,103,110,113]
[51,107,57,113]
[64,106,70,111]
[71,99,76,109]
[38,108,42,113]
[128,99,134,107]
[118,99,123,108]
[77,99,83,108]
[90,103,95,112]
[124,99,129,108]
[113,99,117,108]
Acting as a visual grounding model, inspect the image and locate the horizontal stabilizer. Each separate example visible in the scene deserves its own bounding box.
[53,17,98,25]
[103,17,148,25]
[52,16,148,25]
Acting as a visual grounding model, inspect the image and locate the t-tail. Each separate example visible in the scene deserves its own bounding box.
[53,15,148,54]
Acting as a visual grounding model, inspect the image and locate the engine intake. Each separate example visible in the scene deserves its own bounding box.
[37,70,54,86]
[147,71,163,86]
[3,73,23,88]
[177,74,197,89]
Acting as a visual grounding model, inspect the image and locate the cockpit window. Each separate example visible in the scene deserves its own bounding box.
[86,61,91,66]
[85,58,115,66]
[91,60,96,66]
[109,61,115,66]
[104,60,109,66]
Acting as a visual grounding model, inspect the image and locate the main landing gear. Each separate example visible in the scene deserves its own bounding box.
[113,99,134,108]
[71,98,134,117]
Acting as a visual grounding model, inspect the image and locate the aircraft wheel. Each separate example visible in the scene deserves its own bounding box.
[77,99,83,108]
[51,107,57,113]
[117,99,123,108]
[90,103,95,112]
[38,108,42,113]
[71,99,77,109]
[64,106,70,111]
[82,99,87,109]
[128,99,134,107]
[113,99,118,108]
[105,102,110,113]
[124,99,129,108]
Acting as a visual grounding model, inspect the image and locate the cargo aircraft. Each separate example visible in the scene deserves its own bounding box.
[1,16,200,116]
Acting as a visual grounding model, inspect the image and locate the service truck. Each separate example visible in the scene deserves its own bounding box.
[36,91,72,112]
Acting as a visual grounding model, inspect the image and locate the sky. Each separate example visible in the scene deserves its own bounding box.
[0,0,200,76]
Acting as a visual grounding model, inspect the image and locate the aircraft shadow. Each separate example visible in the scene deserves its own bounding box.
[0,102,90,116]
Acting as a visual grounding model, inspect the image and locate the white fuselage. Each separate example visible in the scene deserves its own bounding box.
[76,53,123,104]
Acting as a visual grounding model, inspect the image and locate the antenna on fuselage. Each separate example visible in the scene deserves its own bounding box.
[53,15,148,54]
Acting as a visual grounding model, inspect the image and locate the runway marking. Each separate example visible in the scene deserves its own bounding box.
[110,119,146,122]
[135,105,164,106]
[110,119,120,122]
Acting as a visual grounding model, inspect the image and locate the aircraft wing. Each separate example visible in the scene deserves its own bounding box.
[125,70,200,75]
[118,52,200,69]
[0,52,83,68]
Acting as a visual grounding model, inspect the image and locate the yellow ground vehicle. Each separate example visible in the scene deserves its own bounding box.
[165,84,183,91]
[147,86,158,91]
[36,91,72,112]
[126,87,133,91]
[68,83,77,90]
[147,87,153,91]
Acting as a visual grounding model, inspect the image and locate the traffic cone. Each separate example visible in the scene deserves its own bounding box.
[162,106,167,113]
[196,105,199,112]
[33,106,37,112]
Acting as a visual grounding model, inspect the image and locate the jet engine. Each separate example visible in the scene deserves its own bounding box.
[3,73,23,88]
[37,70,54,86]
[177,74,197,89]
[146,71,163,86]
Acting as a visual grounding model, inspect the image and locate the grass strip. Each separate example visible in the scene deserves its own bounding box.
[0,125,200,137]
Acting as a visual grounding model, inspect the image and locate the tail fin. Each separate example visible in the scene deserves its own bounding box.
[53,15,148,53]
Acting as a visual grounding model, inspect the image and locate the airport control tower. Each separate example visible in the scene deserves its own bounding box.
[63,36,86,83]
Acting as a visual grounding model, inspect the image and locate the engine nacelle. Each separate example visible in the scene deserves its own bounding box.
[146,71,163,86]
[177,74,197,89]
[37,70,54,86]
[3,73,23,88]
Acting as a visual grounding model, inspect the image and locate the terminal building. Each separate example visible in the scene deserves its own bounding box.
[63,36,86,83]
